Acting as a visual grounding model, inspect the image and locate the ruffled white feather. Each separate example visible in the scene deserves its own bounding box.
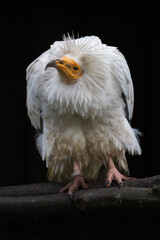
[26,35,141,182]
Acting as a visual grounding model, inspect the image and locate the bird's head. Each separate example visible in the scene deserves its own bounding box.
[45,56,83,85]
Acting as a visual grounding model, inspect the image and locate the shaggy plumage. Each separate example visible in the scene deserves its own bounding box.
[26,35,141,183]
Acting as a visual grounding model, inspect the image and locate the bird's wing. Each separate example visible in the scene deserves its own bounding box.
[111,49,134,121]
[26,50,50,129]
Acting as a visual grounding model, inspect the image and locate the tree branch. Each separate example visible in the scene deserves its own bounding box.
[0,175,159,215]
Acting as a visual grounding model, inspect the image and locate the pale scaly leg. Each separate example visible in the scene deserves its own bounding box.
[105,156,135,188]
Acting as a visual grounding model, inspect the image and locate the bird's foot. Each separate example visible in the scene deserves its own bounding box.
[105,167,135,188]
[59,174,92,196]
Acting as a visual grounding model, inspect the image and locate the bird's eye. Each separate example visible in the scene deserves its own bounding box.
[73,66,78,70]
[59,61,63,64]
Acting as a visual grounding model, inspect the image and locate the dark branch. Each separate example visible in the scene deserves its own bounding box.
[0,175,160,215]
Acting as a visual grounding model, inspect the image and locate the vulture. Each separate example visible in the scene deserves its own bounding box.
[26,35,141,195]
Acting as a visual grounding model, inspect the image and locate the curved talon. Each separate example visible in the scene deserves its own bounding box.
[118,182,123,189]
[68,194,74,203]
[104,180,110,188]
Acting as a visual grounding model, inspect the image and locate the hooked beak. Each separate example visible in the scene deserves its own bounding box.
[45,56,83,85]
[45,60,57,70]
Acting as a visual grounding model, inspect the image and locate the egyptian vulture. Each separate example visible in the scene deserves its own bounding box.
[26,35,141,195]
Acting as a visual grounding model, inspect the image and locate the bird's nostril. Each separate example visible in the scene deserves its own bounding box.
[57,59,63,64]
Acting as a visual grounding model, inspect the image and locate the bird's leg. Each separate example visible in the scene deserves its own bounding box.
[59,162,92,195]
[105,156,135,188]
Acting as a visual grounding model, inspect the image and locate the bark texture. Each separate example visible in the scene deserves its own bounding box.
[0,175,159,215]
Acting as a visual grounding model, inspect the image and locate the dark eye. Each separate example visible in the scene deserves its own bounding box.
[73,66,78,70]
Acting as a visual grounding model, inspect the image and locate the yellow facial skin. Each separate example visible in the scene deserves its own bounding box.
[45,56,83,85]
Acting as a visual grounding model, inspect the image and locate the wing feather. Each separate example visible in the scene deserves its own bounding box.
[111,49,134,121]
[26,50,50,129]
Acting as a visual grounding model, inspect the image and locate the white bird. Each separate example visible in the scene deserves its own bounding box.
[26,35,141,195]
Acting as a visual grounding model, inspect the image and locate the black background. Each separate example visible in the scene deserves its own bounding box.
[0,3,160,240]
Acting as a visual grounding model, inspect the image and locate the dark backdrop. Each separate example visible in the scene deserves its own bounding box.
[0,4,159,186]
[0,3,160,240]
